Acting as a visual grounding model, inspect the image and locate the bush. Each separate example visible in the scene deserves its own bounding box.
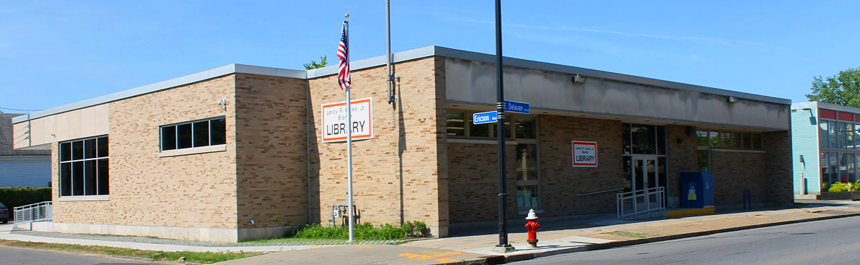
[285,221,430,240]
[829,182,850,192]
[403,221,429,237]
[0,187,51,218]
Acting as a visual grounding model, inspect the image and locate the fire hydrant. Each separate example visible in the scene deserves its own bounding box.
[524,209,540,248]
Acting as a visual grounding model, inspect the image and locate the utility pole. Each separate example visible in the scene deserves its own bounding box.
[493,0,514,253]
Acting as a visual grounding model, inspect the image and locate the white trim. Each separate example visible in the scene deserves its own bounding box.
[159,144,226,157]
[58,195,109,202]
[447,138,517,145]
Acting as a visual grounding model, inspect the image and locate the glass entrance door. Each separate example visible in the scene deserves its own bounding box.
[632,157,659,191]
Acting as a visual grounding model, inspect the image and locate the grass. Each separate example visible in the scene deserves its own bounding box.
[604,230,663,239]
[0,239,261,264]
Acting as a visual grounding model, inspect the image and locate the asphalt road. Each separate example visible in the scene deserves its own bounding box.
[0,245,158,265]
[514,215,860,265]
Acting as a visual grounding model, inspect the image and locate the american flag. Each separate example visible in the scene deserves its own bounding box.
[337,21,350,90]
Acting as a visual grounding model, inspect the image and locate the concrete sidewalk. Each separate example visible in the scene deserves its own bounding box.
[3,201,860,264]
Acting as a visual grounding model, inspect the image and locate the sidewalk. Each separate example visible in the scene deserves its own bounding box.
[3,201,860,264]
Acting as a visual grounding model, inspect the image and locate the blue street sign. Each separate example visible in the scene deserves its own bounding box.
[473,111,498,125]
[504,101,530,114]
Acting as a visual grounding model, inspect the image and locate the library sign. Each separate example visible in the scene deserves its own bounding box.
[571,141,598,167]
[321,98,373,143]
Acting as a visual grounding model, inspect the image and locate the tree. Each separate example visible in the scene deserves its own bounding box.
[806,67,860,108]
[303,56,328,70]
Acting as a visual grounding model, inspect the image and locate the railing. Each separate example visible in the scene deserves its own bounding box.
[14,201,52,223]
[577,187,624,196]
[616,187,665,220]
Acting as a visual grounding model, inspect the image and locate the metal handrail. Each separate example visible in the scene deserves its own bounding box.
[576,187,624,196]
[13,201,52,223]
[617,187,665,220]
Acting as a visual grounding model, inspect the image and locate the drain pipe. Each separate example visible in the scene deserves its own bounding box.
[386,0,396,106]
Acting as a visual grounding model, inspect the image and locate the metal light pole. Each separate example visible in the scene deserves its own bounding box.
[494,0,513,252]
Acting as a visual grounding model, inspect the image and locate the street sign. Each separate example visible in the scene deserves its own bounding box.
[504,101,530,114]
[473,111,498,125]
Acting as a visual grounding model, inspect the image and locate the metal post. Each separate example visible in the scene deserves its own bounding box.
[386,0,395,106]
[345,15,355,243]
[494,0,512,252]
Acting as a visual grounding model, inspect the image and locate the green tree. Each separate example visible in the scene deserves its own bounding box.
[303,56,328,70]
[806,67,860,107]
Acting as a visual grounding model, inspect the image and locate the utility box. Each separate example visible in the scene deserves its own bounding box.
[680,172,714,208]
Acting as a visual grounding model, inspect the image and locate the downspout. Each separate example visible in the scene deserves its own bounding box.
[306,80,313,224]
[386,0,396,106]
[27,113,32,148]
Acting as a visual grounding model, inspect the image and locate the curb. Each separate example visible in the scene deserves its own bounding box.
[475,211,860,264]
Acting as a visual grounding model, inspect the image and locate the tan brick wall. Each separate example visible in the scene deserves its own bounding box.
[538,116,623,217]
[307,57,449,236]
[708,131,793,207]
[447,143,517,223]
[234,73,308,230]
[763,130,793,206]
[447,115,623,223]
[666,125,698,203]
[52,75,239,230]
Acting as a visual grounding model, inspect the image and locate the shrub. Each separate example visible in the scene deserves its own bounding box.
[0,187,52,218]
[285,221,430,240]
[828,182,850,192]
[403,221,429,237]
[854,181,860,191]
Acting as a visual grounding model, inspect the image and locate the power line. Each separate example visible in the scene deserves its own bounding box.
[0,106,42,112]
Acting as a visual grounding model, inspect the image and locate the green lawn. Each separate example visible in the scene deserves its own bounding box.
[0,239,261,264]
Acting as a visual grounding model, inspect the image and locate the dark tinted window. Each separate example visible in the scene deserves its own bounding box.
[98,159,109,195]
[61,163,71,196]
[72,141,83,160]
[162,126,176,151]
[98,137,109,157]
[61,142,71,162]
[85,139,96,159]
[210,118,226,145]
[73,161,84,196]
[178,123,193,149]
[85,160,96,195]
[193,121,210,147]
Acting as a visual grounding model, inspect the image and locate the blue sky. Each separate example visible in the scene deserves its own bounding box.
[2,0,859,112]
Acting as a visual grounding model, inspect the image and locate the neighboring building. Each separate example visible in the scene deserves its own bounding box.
[0,113,51,187]
[791,101,860,198]
[11,46,794,242]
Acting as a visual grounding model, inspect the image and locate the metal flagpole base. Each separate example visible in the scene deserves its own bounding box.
[492,245,516,253]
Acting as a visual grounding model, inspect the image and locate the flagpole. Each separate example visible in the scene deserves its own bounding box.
[345,13,354,243]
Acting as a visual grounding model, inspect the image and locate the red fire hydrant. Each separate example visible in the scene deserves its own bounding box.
[524,209,540,248]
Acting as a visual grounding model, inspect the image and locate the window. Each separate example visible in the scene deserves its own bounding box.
[161,117,226,151]
[60,136,109,197]
[696,130,762,150]
[697,150,709,174]
[445,110,540,208]
[446,110,534,140]
[446,111,465,137]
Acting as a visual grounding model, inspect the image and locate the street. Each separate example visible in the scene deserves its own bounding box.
[514,215,860,265]
[0,245,158,265]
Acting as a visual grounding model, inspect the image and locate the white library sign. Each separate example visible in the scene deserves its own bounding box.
[321,97,373,143]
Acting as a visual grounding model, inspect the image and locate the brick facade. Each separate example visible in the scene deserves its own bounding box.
[52,75,240,240]
[234,74,309,235]
[307,57,449,237]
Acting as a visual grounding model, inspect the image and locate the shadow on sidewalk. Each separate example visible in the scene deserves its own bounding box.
[447,201,838,238]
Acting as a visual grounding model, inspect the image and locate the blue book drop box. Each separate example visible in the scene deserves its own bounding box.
[680,172,714,208]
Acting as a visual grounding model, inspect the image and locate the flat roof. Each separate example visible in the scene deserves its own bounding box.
[793,101,860,114]
[14,45,791,124]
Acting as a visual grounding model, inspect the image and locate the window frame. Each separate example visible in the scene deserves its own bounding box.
[59,135,109,198]
[160,117,226,152]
